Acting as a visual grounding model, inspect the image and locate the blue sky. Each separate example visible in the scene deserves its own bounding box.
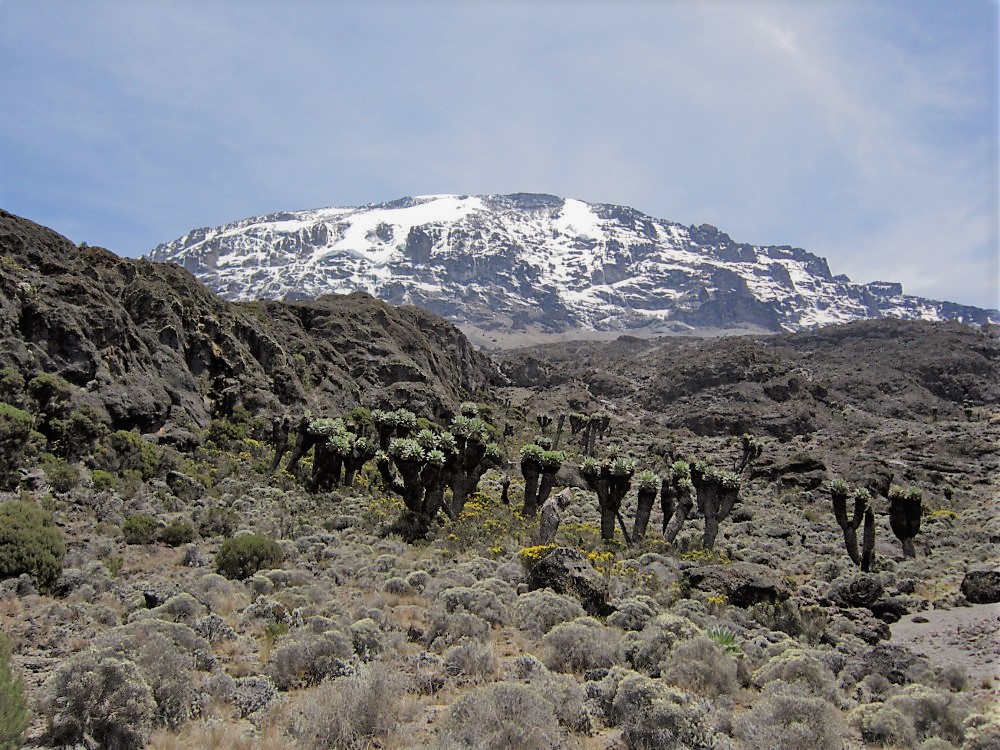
[2,0,997,309]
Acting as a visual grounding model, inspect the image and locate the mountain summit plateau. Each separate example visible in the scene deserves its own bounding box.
[148,193,997,344]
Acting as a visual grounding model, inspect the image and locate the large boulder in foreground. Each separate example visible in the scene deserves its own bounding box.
[961,565,1000,604]
[527,547,610,616]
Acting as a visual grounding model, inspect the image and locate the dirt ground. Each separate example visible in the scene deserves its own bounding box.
[891,602,1000,712]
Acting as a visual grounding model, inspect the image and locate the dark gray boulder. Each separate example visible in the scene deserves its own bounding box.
[961,565,1000,604]
[683,561,791,607]
[526,547,610,616]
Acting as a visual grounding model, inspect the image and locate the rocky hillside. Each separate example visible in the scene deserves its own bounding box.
[500,318,1000,437]
[148,193,998,344]
[0,209,500,435]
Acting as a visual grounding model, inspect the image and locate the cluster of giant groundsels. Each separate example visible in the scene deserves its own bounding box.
[266,403,924,567]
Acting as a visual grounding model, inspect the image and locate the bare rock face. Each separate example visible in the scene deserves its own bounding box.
[526,547,610,616]
[0,209,501,434]
[961,565,1000,604]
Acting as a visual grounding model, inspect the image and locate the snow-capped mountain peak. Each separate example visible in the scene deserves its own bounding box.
[147,193,998,342]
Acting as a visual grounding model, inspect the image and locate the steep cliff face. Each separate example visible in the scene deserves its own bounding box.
[0,209,499,434]
[148,193,998,340]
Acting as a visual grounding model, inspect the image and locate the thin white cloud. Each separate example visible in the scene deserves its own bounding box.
[1,0,996,308]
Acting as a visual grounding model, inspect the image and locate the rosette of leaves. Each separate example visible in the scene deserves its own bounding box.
[310,420,359,490]
[389,438,424,464]
[442,419,500,519]
[416,428,439,451]
[308,417,344,438]
[635,470,661,493]
[373,409,417,449]
[670,460,692,486]
[829,478,850,500]
[578,451,635,542]
[341,434,375,487]
[328,432,354,456]
[425,449,447,468]
[534,435,553,450]
[391,409,417,432]
[735,433,764,473]
[459,402,480,417]
[718,471,741,490]
[540,450,565,472]
[450,415,489,442]
[608,456,636,477]
[853,487,876,571]
[520,443,545,466]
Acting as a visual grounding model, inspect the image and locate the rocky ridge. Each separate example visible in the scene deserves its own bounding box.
[148,193,998,344]
[0,209,499,434]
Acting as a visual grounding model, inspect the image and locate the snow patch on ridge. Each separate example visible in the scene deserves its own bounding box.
[554,199,604,240]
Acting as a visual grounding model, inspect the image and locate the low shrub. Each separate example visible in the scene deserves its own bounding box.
[268,630,354,690]
[96,620,211,728]
[850,702,917,747]
[443,639,496,680]
[159,519,195,547]
[610,674,716,750]
[606,595,659,631]
[0,631,27,750]
[288,664,409,749]
[732,687,845,750]
[424,608,492,651]
[661,635,739,697]
[42,647,156,750]
[350,618,385,661]
[90,469,116,491]
[438,682,564,750]
[0,500,65,592]
[122,513,160,545]
[512,588,586,635]
[41,454,80,493]
[752,647,838,702]
[883,684,968,745]
[542,616,620,674]
[215,534,284,580]
[621,612,701,676]
[232,674,279,718]
[94,429,161,480]
[438,586,508,626]
[197,505,238,537]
